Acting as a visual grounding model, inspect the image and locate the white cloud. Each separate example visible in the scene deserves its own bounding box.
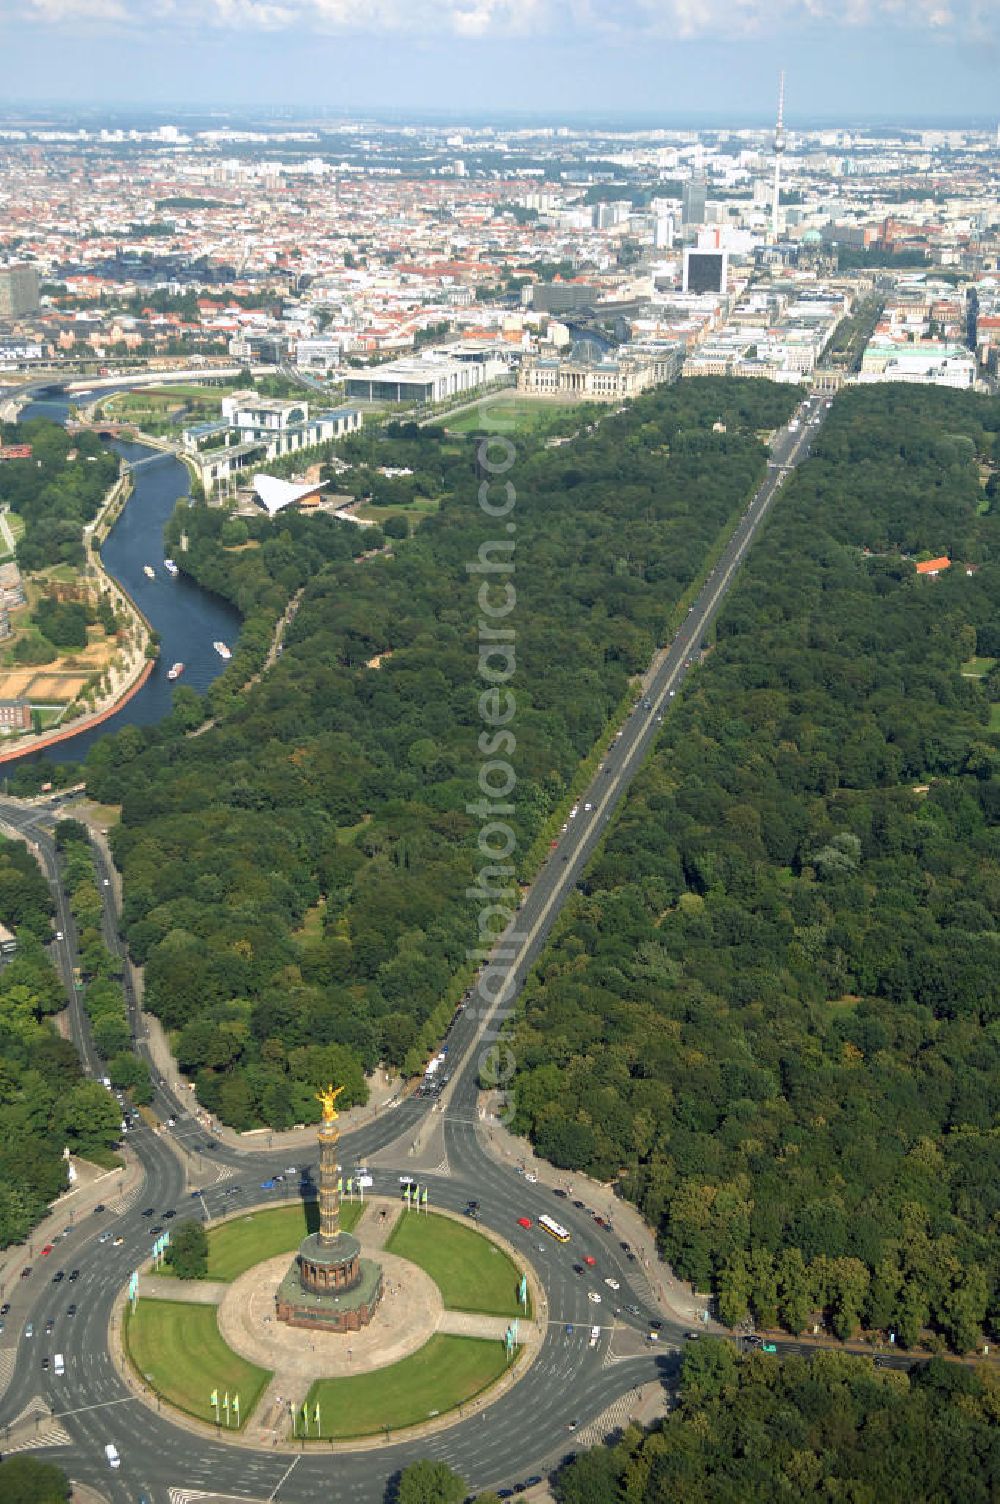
[4,0,993,36]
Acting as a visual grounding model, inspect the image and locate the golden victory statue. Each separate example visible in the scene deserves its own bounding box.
[316,1083,346,1124]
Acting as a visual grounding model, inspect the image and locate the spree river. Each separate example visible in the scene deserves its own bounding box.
[17,391,241,764]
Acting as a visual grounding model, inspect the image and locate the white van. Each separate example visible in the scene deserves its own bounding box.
[104,1442,120,1469]
[53,1353,65,1376]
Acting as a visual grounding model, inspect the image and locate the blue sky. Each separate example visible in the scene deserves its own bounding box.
[1,0,998,120]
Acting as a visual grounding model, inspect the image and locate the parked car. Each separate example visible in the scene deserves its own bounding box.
[516,1217,532,1229]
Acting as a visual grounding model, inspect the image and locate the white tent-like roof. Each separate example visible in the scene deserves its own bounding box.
[252,474,322,517]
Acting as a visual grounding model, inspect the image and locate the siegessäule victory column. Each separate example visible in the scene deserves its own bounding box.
[275,1085,384,1332]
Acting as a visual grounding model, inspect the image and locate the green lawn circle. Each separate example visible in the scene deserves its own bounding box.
[124,1202,531,1439]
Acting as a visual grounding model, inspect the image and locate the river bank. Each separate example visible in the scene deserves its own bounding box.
[5,396,241,765]
[0,464,160,765]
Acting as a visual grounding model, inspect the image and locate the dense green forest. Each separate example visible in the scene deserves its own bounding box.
[0,419,119,572]
[0,836,121,1248]
[512,385,1000,1351]
[60,379,796,1130]
[555,1342,1000,1504]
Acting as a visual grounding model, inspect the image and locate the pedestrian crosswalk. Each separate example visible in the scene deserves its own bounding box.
[212,1163,235,1184]
[1,1419,72,1454]
[168,1491,260,1504]
[1,1398,71,1455]
[0,1345,17,1402]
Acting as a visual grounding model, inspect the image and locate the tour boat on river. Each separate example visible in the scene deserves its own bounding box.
[163,558,179,577]
[213,640,232,660]
[167,662,184,681]
[143,564,155,579]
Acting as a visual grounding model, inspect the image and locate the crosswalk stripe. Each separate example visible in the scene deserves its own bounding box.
[1,1423,72,1454]
[0,1346,17,1400]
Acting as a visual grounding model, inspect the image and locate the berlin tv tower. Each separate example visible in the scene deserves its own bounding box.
[772,70,786,243]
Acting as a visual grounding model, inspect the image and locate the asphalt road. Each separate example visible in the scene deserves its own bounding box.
[0,393,893,1502]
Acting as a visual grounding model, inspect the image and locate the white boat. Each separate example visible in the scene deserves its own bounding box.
[163,559,179,577]
[143,565,155,579]
[213,641,232,660]
[167,662,184,681]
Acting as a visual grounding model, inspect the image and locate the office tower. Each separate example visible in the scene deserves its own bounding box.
[682,174,707,227]
[683,248,728,295]
[0,264,40,320]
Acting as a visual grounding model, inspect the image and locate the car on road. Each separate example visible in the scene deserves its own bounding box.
[24,1322,32,1338]
[45,1319,54,1335]
[113,1237,124,1247]
[41,1243,53,1255]
[53,1270,64,1283]
[564,1324,574,1335]
[762,1342,778,1354]
[604,1278,620,1291]
[66,1304,76,1317]
[98,1232,111,1244]
[684,1330,700,1341]
[516,1217,532,1229]
[649,1319,663,1331]
[590,1325,601,1347]
[68,1270,79,1282]
[0,1303,9,1316]
[355,1171,374,1189]
[150,1225,164,1237]
[141,1207,154,1217]
[553,1188,567,1199]
[55,931,63,941]
[162,1210,175,1219]
[41,1356,48,1371]
[190,1190,201,1199]
[584,802,592,811]
[572,1264,584,1276]
[21,1266,31,1279]
[260,1180,275,1190]
[572,1200,585,1209]
[587,1291,602,1304]
[93,1204,105,1215]
[582,1255,596,1267]
[524,1172,537,1183]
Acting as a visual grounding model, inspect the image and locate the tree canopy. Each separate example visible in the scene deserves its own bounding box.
[512,384,1000,1351]
[72,378,795,1130]
[555,1342,1000,1504]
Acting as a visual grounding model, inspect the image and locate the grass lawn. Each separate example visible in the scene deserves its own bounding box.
[355,497,440,527]
[990,704,1000,732]
[446,399,580,435]
[125,1299,269,1427]
[386,1212,528,1316]
[205,1200,362,1281]
[962,656,997,677]
[305,1335,514,1438]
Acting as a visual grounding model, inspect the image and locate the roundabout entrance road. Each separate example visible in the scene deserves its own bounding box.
[0,398,833,1500]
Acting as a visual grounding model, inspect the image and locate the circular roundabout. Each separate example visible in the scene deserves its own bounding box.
[120,1198,540,1445]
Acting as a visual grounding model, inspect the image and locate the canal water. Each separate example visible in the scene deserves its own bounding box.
[16,392,241,763]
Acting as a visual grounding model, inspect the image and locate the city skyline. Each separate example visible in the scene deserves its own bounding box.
[2,0,999,118]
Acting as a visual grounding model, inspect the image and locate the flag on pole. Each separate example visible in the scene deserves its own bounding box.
[519,1273,528,1308]
[233,1393,240,1424]
[302,1400,309,1435]
[336,1175,343,1194]
[314,1401,321,1432]
[404,1184,411,1206]
[210,1388,218,1407]
[421,1186,428,1211]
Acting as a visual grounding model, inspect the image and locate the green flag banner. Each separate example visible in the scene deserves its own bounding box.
[210,1388,218,1407]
